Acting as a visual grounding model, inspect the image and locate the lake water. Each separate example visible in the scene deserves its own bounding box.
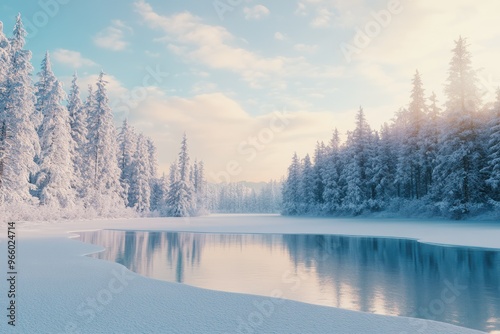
[78,230,500,333]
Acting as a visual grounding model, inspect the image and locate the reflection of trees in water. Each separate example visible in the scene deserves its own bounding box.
[281,234,500,330]
[78,230,500,332]
[78,230,205,282]
[164,232,205,283]
[79,231,285,283]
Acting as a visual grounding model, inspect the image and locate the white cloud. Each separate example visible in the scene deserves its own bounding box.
[93,20,130,51]
[134,1,344,90]
[145,50,160,58]
[297,0,371,29]
[191,81,218,94]
[243,5,270,20]
[295,2,307,16]
[52,49,97,68]
[190,69,210,78]
[294,43,319,53]
[311,8,332,28]
[274,32,287,41]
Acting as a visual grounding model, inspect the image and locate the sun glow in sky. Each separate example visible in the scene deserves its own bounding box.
[2,0,500,181]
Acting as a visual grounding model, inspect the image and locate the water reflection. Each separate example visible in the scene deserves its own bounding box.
[78,230,500,333]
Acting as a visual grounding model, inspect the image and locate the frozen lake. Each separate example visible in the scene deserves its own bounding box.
[78,230,500,333]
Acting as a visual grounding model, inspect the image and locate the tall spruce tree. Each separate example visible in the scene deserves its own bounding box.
[129,134,151,212]
[0,21,8,85]
[0,15,40,203]
[407,70,427,198]
[167,134,194,217]
[35,53,77,207]
[342,107,372,214]
[421,92,441,194]
[151,172,168,213]
[374,123,396,202]
[433,37,485,217]
[194,160,206,212]
[282,152,302,215]
[86,72,124,209]
[485,89,500,200]
[34,51,53,134]
[322,129,343,213]
[117,119,137,206]
[0,21,10,196]
[300,154,315,213]
[313,141,327,208]
[147,137,158,180]
[166,160,179,215]
[67,73,88,198]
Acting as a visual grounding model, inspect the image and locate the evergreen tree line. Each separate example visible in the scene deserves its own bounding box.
[206,181,282,213]
[282,37,500,219]
[0,15,205,217]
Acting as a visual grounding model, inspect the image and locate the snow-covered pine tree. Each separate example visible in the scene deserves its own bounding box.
[374,123,397,202]
[176,134,194,217]
[194,160,206,213]
[312,141,326,210]
[147,137,158,180]
[0,21,9,85]
[189,164,194,188]
[146,137,160,211]
[67,73,88,198]
[433,37,485,217]
[180,134,195,212]
[86,71,124,210]
[300,154,315,214]
[407,70,427,198]
[167,134,195,217]
[165,160,179,215]
[393,108,412,199]
[77,84,96,204]
[322,129,343,213]
[0,15,40,204]
[394,71,427,200]
[485,88,500,201]
[151,172,168,213]
[421,91,441,194]
[35,53,77,207]
[34,51,53,134]
[341,107,372,214]
[282,152,302,215]
[0,21,10,195]
[192,160,205,213]
[117,119,136,206]
[84,84,95,123]
[366,131,383,209]
[129,134,151,213]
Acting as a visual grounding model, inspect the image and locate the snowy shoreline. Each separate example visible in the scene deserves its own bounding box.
[1,214,498,333]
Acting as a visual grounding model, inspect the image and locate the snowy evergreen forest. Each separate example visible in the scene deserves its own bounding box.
[206,181,282,213]
[0,15,207,219]
[282,37,500,219]
[2,14,499,221]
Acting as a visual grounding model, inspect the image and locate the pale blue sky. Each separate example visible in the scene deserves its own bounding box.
[2,0,500,181]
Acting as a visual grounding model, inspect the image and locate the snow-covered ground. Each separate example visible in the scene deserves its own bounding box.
[1,214,498,334]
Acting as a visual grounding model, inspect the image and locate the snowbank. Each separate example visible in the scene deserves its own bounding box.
[1,214,497,333]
